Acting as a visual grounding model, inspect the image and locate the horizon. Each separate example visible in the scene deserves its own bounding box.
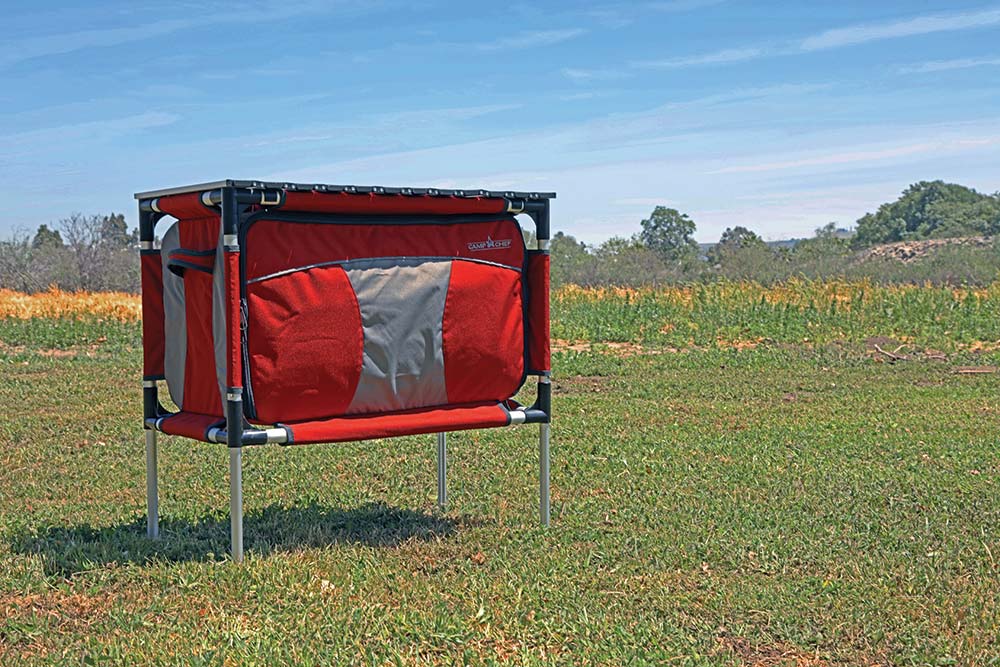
[2,1,999,244]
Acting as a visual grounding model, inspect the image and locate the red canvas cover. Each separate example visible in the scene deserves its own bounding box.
[140,252,165,379]
[282,192,505,216]
[178,216,222,416]
[244,219,524,282]
[526,252,551,372]
[442,259,524,402]
[158,412,223,441]
[155,193,215,220]
[242,217,526,424]
[223,250,241,389]
[247,265,364,423]
[284,401,511,444]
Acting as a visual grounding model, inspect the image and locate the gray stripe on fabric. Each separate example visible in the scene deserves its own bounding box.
[345,258,451,414]
[247,255,520,284]
[160,223,187,408]
[212,225,228,414]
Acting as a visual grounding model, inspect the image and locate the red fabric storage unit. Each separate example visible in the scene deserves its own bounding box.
[137,182,553,442]
[136,181,555,558]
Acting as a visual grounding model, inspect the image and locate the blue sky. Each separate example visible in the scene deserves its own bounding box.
[2,1,999,244]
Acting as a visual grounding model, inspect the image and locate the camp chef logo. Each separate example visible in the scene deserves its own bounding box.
[467,236,513,252]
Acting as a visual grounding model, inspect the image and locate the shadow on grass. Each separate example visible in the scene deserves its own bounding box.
[9,501,465,575]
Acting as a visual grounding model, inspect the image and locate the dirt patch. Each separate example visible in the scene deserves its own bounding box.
[36,348,79,358]
[716,635,831,667]
[0,589,115,658]
[552,338,698,357]
[553,375,610,394]
[964,340,1000,353]
[717,337,767,351]
[0,341,108,359]
[864,336,903,350]
[860,236,992,263]
[552,339,675,357]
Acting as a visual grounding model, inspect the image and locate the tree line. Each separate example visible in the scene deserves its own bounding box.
[1,180,998,293]
[0,214,139,293]
[553,180,1000,286]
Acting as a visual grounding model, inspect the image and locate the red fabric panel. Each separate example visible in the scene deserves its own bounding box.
[286,402,510,445]
[245,219,524,281]
[224,251,241,389]
[158,412,222,441]
[179,217,222,416]
[247,265,363,424]
[526,252,551,372]
[282,192,505,216]
[155,193,215,220]
[442,260,524,404]
[141,253,165,378]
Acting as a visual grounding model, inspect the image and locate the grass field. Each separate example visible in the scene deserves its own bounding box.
[1,283,999,665]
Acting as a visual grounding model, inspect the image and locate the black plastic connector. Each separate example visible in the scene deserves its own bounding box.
[226,393,243,448]
[524,201,550,241]
[143,385,159,422]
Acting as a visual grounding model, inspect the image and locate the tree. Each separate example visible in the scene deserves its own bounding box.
[98,213,136,249]
[31,224,63,250]
[638,206,699,262]
[795,222,852,256]
[59,213,139,291]
[853,181,1000,248]
[707,226,763,265]
[549,231,597,286]
[592,236,675,285]
[0,230,34,291]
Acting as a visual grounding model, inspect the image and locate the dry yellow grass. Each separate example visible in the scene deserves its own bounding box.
[555,279,1000,311]
[1,280,997,326]
[0,288,140,322]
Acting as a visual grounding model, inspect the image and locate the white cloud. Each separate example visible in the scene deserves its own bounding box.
[0,112,179,158]
[0,19,191,68]
[800,7,1000,51]
[561,66,629,81]
[633,47,763,69]
[586,0,724,29]
[246,104,521,148]
[710,136,1000,174]
[269,106,1000,244]
[897,57,1000,74]
[477,28,587,51]
[597,6,1000,76]
[613,197,672,207]
[645,0,726,11]
[0,1,391,69]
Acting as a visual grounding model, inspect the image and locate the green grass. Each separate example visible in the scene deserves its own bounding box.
[1,292,999,664]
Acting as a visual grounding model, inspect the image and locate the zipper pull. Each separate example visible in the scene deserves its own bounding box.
[240,298,248,332]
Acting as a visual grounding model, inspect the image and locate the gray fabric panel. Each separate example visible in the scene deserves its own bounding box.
[160,223,187,409]
[345,258,451,414]
[249,255,520,284]
[212,225,228,409]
